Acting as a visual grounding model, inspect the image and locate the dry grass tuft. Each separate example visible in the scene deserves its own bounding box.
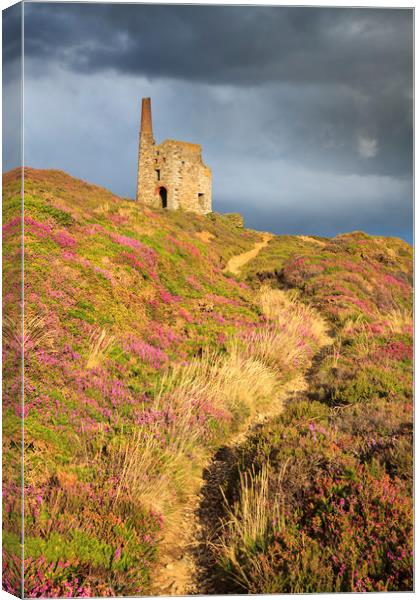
[384,307,413,334]
[111,348,280,514]
[86,327,115,369]
[12,315,55,353]
[217,462,287,590]
[259,286,331,348]
[246,287,331,376]
[94,201,111,215]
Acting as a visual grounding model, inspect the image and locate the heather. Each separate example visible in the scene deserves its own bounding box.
[3,169,327,596]
[2,169,412,595]
[213,233,413,593]
[2,169,24,595]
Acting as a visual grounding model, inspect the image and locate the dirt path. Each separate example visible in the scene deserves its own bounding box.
[224,232,273,275]
[189,342,334,595]
[297,235,326,247]
[151,344,331,595]
[150,276,332,595]
[150,373,308,596]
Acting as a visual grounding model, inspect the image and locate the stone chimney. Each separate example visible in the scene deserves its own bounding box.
[137,97,155,201]
[140,97,153,135]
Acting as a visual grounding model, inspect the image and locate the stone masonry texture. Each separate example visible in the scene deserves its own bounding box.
[136,98,212,214]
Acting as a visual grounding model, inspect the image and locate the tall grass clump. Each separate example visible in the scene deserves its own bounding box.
[246,287,330,377]
[86,327,115,369]
[384,307,413,334]
[24,315,55,353]
[217,462,285,591]
[110,348,280,515]
[259,286,330,346]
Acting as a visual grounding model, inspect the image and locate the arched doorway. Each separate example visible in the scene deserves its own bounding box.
[158,186,168,209]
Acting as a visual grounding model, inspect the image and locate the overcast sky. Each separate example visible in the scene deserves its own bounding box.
[3,3,413,241]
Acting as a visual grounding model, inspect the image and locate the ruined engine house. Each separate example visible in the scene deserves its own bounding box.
[136,98,212,214]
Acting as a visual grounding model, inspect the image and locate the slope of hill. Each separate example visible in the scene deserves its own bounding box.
[2,168,413,596]
[210,232,413,593]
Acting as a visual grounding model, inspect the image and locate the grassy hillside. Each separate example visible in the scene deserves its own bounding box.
[2,168,413,595]
[2,169,325,596]
[213,233,413,593]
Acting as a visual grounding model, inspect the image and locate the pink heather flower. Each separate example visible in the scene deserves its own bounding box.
[125,338,168,369]
[24,217,52,238]
[186,275,203,291]
[110,233,158,268]
[54,230,76,248]
[114,547,122,561]
[159,288,181,304]
[147,322,181,349]
[178,308,193,323]
[62,250,77,260]
[167,235,201,258]
[110,213,129,225]
[110,232,143,251]
[2,216,20,236]
[213,313,226,324]
[84,223,105,235]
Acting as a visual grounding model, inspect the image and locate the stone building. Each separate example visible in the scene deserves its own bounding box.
[136,98,212,214]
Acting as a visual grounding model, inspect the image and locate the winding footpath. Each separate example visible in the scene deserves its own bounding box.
[150,237,332,595]
[224,232,273,275]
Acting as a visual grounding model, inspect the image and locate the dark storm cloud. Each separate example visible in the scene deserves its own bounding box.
[2,2,22,76]
[3,3,22,171]
[256,82,412,178]
[24,5,411,88]
[23,4,413,179]
[18,3,413,242]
